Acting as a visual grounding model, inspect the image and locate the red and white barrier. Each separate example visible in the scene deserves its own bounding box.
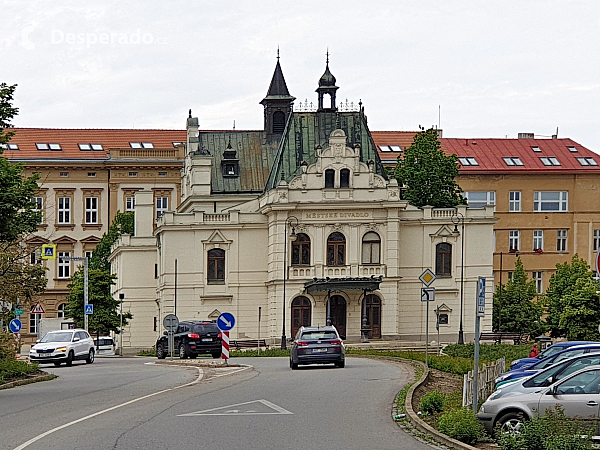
[221,331,229,361]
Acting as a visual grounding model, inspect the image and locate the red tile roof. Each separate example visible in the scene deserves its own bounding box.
[2,128,187,160]
[371,131,600,173]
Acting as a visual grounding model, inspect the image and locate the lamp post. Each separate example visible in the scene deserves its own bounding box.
[281,216,298,349]
[62,256,89,333]
[451,211,465,344]
[119,293,124,356]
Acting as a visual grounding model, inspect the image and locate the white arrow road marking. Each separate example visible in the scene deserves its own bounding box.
[178,399,293,416]
[219,316,232,328]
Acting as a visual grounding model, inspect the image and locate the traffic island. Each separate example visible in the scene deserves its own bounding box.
[0,371,57,390]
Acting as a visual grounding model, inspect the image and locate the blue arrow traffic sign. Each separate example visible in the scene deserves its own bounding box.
[85,304,94,315]
[9,319,22,333]
[217,312,235,331]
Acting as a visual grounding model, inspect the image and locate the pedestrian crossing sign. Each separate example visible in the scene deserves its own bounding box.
[41,244,57,260]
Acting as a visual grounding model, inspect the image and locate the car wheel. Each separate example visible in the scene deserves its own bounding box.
[189,353,197,359]
[496,411,526,436]
[212,352,221,359]
[54,362,61,366]
[86,349,95,364]
[66,351,74,367]
[156,344,166,359]
[335,360,345,368]
[291,359,298,370]
[179,344,188,359]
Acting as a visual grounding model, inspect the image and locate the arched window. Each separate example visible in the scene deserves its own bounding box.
[325,169,335,189]
[340,169,350,188]
[273,111,285,134]
[361,232,381,264]
[57,303,66,319]
[207,248,225,283]
[292,233,311,266]
[435,243,452,277]
[327,232,346,266]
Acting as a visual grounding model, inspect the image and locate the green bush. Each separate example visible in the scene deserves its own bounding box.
[137,349,156,357]
[420,390,445,415]
[437,408,484,445]
[230,348,290,357]
[0,330,16,360]
[0,359,40,384]
[496,406,593,450]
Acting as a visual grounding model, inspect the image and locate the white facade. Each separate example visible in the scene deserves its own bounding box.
[110,128,496,351]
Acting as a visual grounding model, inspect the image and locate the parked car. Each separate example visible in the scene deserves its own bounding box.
[508,341,595,371]
[93,336,117,356]
[495,343,600,388]
[289,326,345,369]
[478,365,600,436]
[156,321,222,359]
[29,329,95,366]
[487,352,600,400]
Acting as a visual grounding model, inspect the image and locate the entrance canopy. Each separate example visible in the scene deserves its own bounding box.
[304,275,383,294]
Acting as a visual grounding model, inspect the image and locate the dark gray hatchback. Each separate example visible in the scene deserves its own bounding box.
[289,326,345,369]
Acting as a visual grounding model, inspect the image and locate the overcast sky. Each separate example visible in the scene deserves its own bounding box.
[3,1,600,150]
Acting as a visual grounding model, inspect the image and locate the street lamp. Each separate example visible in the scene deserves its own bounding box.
[61,256,89,333]
[451,211,465,345]
[281,216,298,349]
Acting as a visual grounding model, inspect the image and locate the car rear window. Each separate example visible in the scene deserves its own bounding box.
[191,323,220,334]
[301,331,338,340]
[94,339,114,346]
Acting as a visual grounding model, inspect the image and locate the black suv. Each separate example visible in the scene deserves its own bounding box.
[156,321,222,359]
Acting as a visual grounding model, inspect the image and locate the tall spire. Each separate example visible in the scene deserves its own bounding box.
[261,52,296,141]
[261,55,294,102]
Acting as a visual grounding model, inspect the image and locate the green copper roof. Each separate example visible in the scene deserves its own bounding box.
[265,110,387,191]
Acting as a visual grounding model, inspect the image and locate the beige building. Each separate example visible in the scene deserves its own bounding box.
[109,60,496,351]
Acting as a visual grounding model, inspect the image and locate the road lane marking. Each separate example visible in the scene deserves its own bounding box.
[13,363,249,450]
[178,399,293,416]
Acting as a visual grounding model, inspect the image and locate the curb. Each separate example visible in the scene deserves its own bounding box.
[404,361,479,450]
[0,372,57,390]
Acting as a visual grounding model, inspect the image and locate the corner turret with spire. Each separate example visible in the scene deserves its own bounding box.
[261,50,295,143]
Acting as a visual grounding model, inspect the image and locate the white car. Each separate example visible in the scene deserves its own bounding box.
[30,329,95,366]
[93,336,117,356]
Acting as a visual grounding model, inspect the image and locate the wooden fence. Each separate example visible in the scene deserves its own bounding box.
[462,358,505,408]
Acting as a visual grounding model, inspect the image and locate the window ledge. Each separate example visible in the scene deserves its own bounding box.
[207,280,225,285]
[36,224,48,230]
[82,224,102,231]
[55,224,75,231]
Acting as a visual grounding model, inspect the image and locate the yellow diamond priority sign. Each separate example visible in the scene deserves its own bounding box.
[419,269,436,287]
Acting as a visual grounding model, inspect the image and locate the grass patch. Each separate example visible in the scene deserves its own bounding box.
[0,359,41,384]
[396,362,424,414]
[230,348,290,358]
[444,343,530,366]
[137,349,156,357]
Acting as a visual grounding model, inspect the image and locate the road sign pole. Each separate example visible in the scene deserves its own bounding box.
[258,306,261,356]
[473,276,486,413]
[425,297,429,367]
[84,257,88,333]
[222,331,230,364]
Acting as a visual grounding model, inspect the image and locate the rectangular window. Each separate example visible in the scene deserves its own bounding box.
[58,197,71,224]
[85,197,98,224]
[509,230,520,252]
[87,172,96,177]
[502,157,524,166]
[531,146,541,152]
[126,196,135,212]
[130,142,142,148]
[459,157,478,166]
[557,229,567,252]
[532,271,543,295]
[60,172,69,177]
[534,191,568,212]
[464,191,495,208]
[154,264,158,279]
[30,248,41,265]
[567,146,577,152]
[533,230,544,251]
[156,197,168,218]
[29,313,41,334]
[594,229,600,252]
[540,157,561,166]
[577,157,598,166]
[158,172,167,177]
[58,251,71,279]
[129,172,138,177]
[507,271,514,281]
[32,197,43,223]
[509,191,521,212]
[85,251,93,260]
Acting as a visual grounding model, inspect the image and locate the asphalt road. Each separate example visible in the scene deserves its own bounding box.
[0,356,438,450]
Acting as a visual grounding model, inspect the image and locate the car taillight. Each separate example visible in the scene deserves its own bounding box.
[217,333,222,339]
[188,333,200,339]
[330,339,342,345]
[297,341,309,346]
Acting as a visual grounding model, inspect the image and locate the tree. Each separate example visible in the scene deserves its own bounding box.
[65,212,134,334]
[394,128,466,208]
[543,254,600,339]
[0,82,46,325]
[492,258,546,337]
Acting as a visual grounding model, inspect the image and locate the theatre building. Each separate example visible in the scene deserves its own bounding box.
[108,59,495,351]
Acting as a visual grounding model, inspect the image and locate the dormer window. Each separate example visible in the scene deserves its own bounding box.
[222,161,239,177]
[540,157,561,166]
[459,157,478,166]
[503,157,524,166]
[531,146,541,152]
